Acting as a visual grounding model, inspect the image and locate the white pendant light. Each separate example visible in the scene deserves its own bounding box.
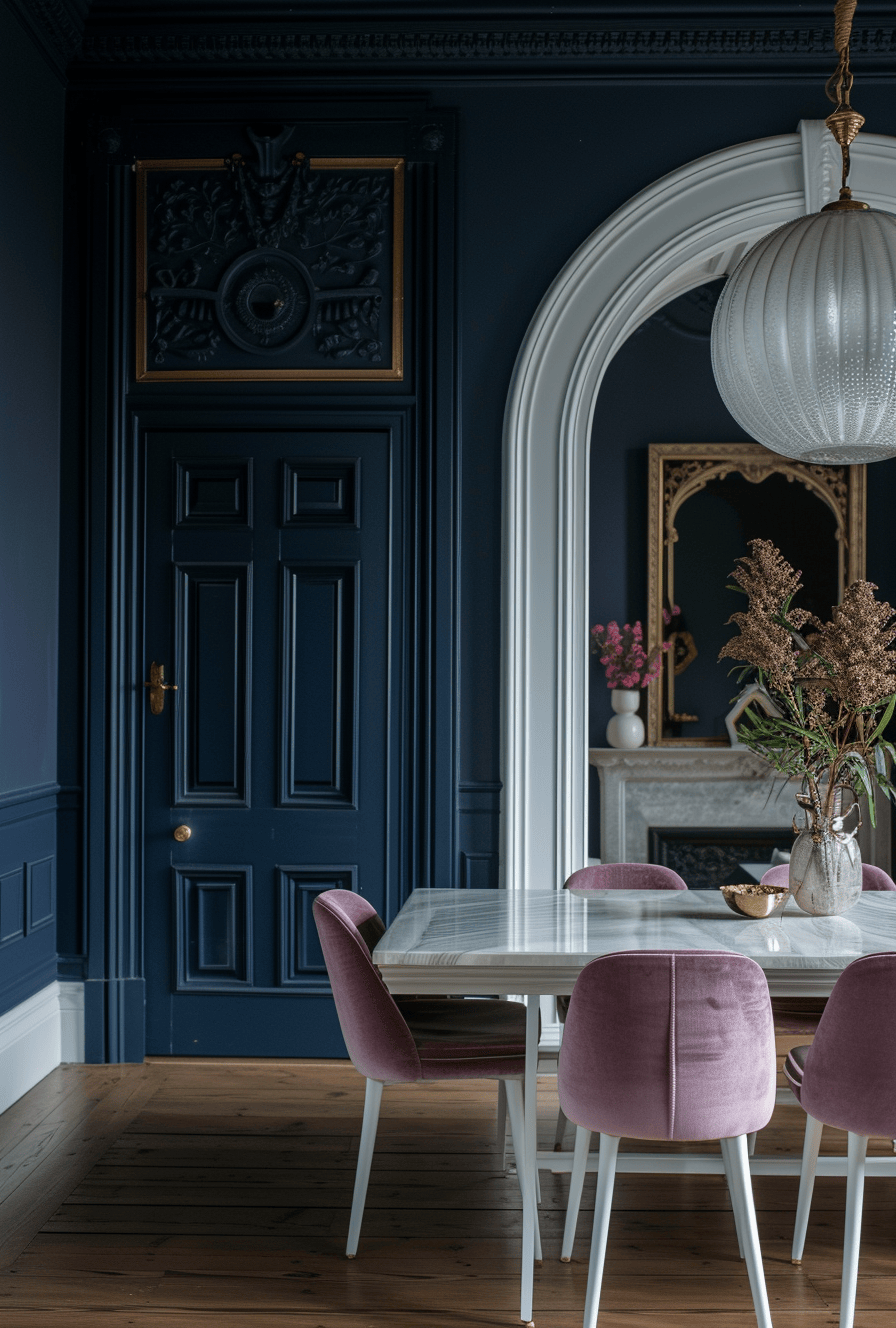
[711,0,896,465]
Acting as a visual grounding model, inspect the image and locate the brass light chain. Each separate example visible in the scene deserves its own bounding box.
[824,0,867,207]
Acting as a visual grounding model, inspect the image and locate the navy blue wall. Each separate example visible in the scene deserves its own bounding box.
[51,18,896,1050]
[0,3,63,1015]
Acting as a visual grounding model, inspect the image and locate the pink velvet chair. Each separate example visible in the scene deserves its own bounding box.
[558,950,776,1328]
[761,863,896,1037]
[760,862,896,892]
[553,863,688,1148]
[564,862,688,892]
[312,889,538,1259]
[785,953,896,1328]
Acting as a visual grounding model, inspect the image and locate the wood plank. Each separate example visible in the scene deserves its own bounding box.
[0,1268,827,1311]
[0,1067,161,1270]
[1,1311,892,1327]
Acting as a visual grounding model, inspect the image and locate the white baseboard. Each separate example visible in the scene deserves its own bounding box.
[0,980,85,1116]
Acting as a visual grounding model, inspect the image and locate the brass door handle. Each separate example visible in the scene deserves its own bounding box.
[173,825,192,842]
[143,661,178,715]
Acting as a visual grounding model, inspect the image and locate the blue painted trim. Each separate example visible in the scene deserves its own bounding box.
[83,978,146,1064]
[457,782,502,813]
[0,783,60,812]
[0,785,60,828]
[57,953,87,979]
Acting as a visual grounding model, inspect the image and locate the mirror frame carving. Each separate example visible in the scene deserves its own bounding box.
[646,442,867,747]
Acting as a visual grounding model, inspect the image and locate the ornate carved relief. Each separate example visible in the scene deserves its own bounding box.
[4,0,83,77]
[136,129,404,381]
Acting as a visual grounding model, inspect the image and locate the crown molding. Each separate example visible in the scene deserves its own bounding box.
[3,0,86,78]
[74,23,896,74]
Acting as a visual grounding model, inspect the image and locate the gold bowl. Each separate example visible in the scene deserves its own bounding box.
[719,883,789,919]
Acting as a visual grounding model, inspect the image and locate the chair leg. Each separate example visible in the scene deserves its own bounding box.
[747,1131,757,1156]
[554,1104,571,1152]
[582,1134,620,1328]
[522,1078,542,1205]
[346,1078,383,1258]
[505,1078,542,1263]
[496,1080,508,1168]
[560,1124,592,1262]
[725,1133,773,1328]
[791,1113,824,1264]
[840,1132,869,1328]
[719,1137,745,1260]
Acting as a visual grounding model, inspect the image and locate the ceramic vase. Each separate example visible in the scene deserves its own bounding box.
[606,688,645,750]
[788,785,862,916]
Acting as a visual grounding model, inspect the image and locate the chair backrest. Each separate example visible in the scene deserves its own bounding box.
[759,863,789,889]
[799,952,896,1137]
[313,889,422,1083]
[860,863,896,890]
[564,863,687,891]
[761,862,896,891]
[559,950,776,1142]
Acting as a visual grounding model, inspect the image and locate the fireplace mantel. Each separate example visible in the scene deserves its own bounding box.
[590,748,796,866]
[589,747,890,872]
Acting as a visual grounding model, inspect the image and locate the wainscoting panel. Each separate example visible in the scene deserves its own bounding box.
[278,866,357,987]
[0,787,58,1017]
[26,856,55,933]
[174,866,253,991]
[0,867,25,946]
[279,563,357,808]
[174,564,251,807]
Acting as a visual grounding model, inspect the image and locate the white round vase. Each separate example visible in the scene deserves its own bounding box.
[606,688,645,750]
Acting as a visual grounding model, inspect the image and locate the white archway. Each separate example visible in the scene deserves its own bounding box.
[502,121,896,891]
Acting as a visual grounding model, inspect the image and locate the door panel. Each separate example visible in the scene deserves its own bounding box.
[280,562,356,806]
[143,426,397,1056]
[175,564,251,805]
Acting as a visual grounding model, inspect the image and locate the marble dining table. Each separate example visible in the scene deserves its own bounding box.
[374,887,896,1327]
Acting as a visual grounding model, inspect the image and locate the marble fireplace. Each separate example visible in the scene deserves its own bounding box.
[589,748,891,877]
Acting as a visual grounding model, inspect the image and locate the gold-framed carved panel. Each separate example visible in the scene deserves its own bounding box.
[646,443,866,746]
[135,145,404,382]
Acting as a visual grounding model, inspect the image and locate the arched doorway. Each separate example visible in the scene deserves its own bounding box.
[502,121,896,891]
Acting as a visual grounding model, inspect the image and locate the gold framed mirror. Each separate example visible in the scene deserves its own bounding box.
[646,443,866,746]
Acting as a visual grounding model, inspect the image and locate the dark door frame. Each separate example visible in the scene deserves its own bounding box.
[77,116,458,1061]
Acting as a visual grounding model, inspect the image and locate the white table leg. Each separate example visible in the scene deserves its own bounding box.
[520,995,540,1326]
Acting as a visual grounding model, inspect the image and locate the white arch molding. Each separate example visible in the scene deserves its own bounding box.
[502,121,896,892]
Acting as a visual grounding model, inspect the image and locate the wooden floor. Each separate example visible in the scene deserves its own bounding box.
[0,1059,894,1325]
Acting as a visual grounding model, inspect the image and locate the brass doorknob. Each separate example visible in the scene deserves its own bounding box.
[173,825,192,842]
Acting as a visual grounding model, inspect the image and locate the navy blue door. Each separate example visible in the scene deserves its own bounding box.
[143,424,401,1055]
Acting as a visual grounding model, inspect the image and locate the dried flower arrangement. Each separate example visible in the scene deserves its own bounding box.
[719,539,896,825]
[591,619,670,689]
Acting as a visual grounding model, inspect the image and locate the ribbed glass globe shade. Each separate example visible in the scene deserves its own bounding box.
[711,208,896,464]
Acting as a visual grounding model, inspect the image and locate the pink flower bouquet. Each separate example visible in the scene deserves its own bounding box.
[591,619,670,689]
